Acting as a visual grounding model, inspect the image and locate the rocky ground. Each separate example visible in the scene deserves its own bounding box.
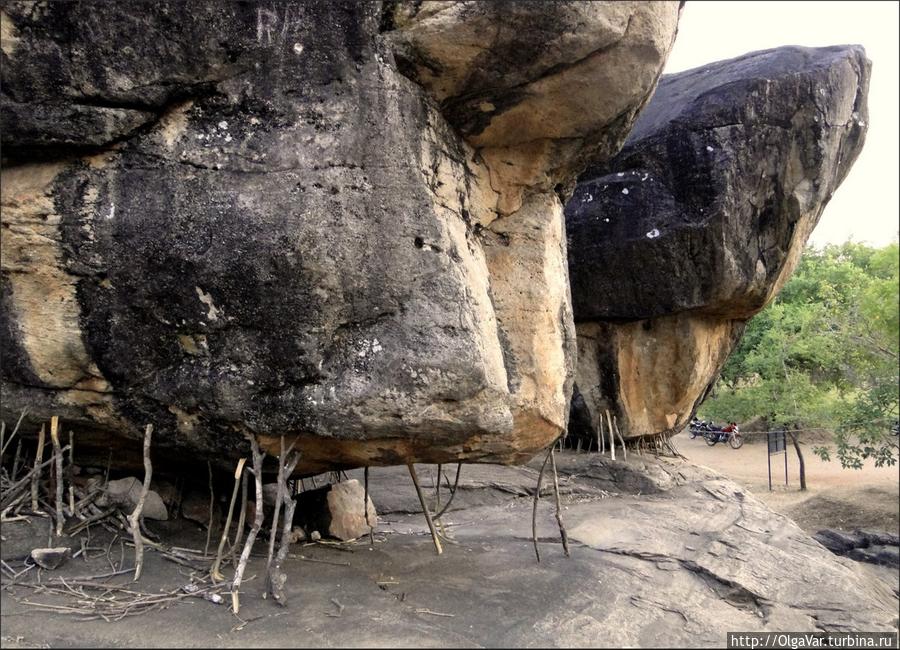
[2,452,897,648]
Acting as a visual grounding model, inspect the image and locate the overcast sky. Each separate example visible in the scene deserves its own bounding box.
[663,1,899,247]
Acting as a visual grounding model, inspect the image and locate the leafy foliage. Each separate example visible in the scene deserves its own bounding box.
[700,241,899,468]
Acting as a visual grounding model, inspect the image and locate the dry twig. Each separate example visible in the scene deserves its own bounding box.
[205,461,214,556]
[68,431,76,515]
[613,415,627,460]
[269,449,301,605]
[532,447,552,563]
[415,608,454,617]
[407,464,441,555]
[31,425,45,511]
[0,409,27,459]
[212,457,246,583]
[50,417,65,536]
[433,463,462,520]
[232,433,265,614]
[7,576,226,621]
[128,424,154,581]
[231,469,248,566]
[549,446,570,557]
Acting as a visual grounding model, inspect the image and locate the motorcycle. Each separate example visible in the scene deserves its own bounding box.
[704,424,744,449]
[688,418,715,439]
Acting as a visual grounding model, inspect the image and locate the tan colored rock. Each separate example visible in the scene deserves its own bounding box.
[388,0,682,214]
[1,164,105,390]
[294,480,377,542]
[29,547,71,570]
[97,476,168,521]
[574,317,744,439]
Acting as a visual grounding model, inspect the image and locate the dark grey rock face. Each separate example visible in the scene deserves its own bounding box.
[815,528,900,568]
[0,1,680,473]
[565,46,870,441]
[5,1,506,467]
[568,45,869,322]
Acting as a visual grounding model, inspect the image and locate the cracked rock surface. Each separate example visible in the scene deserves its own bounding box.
[565,45,870,441]
[370,455,898,644]
[0,1,679,473]
[1,454,895,647]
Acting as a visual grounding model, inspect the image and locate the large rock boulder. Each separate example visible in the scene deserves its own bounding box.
[293,479,378,541]
[566,45,870,441]
[0,1,680,473]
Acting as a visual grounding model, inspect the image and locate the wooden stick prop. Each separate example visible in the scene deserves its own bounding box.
[598,416,605,454]
[50,417,65,536]
[605,410,616,461]
[433,462,462,520]
[31,425,46,511]
[435,464,442,511]
[11,440,23,481]
[549,447,570,557]
[613,415,627,460]
[0,446,68,511]
[407,464,442,555]
[0,409,27,459]
[269,450,301,605]
[266,436,296,593]
[232,433,265,614]
[68,431,76,514]
[230,469,248,566]
[204,461,214,556]
[212,457,246,583]
[532,447,552,562]
[128,424,154,581]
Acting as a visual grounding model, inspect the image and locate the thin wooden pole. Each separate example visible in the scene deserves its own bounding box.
[532,449,551,562]
[232,433,265,614]
[212,457,246,583]
[49,417,64,536]
[605,410,616,461]
[613,415,627,460]
[549,447,570,557]
[407,464,442,555]
[67,431,76,514]
[129,424,154,581]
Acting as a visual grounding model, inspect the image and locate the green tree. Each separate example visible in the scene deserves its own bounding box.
[700,241,899,469]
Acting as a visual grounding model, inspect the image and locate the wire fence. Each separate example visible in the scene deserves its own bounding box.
[690,418,898,437]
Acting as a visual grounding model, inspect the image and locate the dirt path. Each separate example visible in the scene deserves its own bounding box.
[673,431,900,536]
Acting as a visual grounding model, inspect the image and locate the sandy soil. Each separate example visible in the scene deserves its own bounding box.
[673,431,900,536]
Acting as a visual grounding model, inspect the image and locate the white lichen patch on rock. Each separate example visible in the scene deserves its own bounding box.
[194,286,222,321]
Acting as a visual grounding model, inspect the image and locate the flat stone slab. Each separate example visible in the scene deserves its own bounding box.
[0,454,896,648]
